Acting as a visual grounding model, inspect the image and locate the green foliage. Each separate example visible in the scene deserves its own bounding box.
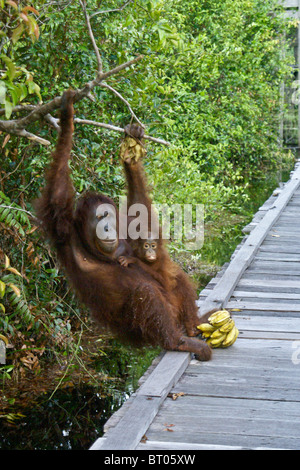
[0,191,31,237]
[0,254,34,333]
[0,1,41,117]
[1,272,34,326]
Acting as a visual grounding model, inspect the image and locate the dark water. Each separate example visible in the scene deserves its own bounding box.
[0,342,159,450]
[2,386,117,450]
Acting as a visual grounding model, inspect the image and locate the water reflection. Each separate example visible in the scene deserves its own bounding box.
[0,342,159,450]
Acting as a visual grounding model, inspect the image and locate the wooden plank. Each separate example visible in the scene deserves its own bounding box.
[235,278,300,291]
[172,374,300,401]
[227,309,300,318]
[226,301,300,312]
[259,244,300,254]
[265,235,300,242]
[268,228,300,235]
[270,225,300,232]
[90,395,163,450]
[256,252,300,261]
[183,368,300,389]
[274,213,300,219]
[188,338,297,367]
[201,287,300,298]
[232,290,300,300]
[250,260,300,270]
[230,291,300,307]
[284,202,300,207]
[202,337,297,352]
[199,171,300,317]
[142,432,298,450]
[238,276,300,285]
[90,351,190,449]
[147,414,300,442]
[275,210,300,215]
[247,266,300,276]
[145,396,300,449]
[137,440,247,450]
[242,272,300,281]
[137,351,190,397]
[240,330,300,340]
[232,314,300,332]
[153,394,300,418]
[190,351,295,369]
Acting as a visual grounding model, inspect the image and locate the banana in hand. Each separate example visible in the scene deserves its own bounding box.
[120,136,146,162]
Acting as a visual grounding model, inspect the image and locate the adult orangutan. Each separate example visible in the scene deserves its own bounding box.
[35,90,212,361]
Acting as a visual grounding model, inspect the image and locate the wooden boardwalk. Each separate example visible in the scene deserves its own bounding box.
[90,161,300,451]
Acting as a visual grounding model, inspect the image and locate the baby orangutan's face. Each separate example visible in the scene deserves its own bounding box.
[142,240,157,263]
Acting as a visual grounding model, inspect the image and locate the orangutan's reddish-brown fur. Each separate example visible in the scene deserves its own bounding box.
[121,127,206,337]
[35,91,212,361]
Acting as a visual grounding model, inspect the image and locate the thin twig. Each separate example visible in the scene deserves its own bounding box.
[12,128,51,146]
[0,104,36,116]
[75,54,144,101]
[79,0,102,74]
[100,82,145,128]
[90,0,133,18]
[0,204,34,217]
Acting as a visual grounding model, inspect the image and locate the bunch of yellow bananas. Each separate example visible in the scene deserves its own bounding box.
[120,136,146,162]
[197,310,239,348]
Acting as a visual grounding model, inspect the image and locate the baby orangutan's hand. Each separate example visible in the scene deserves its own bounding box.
[118,256,130,267]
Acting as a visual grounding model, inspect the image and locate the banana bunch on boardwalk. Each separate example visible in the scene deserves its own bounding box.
[197,310,239,348]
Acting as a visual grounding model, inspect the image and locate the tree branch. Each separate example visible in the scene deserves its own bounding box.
[0,55,144,144]
[74,118,170,146]
[0,204,34,218]
[79,0,102,74]
[0,121,51,145]
[0,104,35,116]
[100,82,145,128]
[0,1,168,147]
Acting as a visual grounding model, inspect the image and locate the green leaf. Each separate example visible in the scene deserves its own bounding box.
[0,81,6,104]
[4,99,13,119]
[4,58,16,81]
[11,23,24,44]
[0,280,5,298]
[27,80,41,100]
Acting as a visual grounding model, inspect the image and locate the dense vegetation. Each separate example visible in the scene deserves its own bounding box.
[0,0,296,424]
